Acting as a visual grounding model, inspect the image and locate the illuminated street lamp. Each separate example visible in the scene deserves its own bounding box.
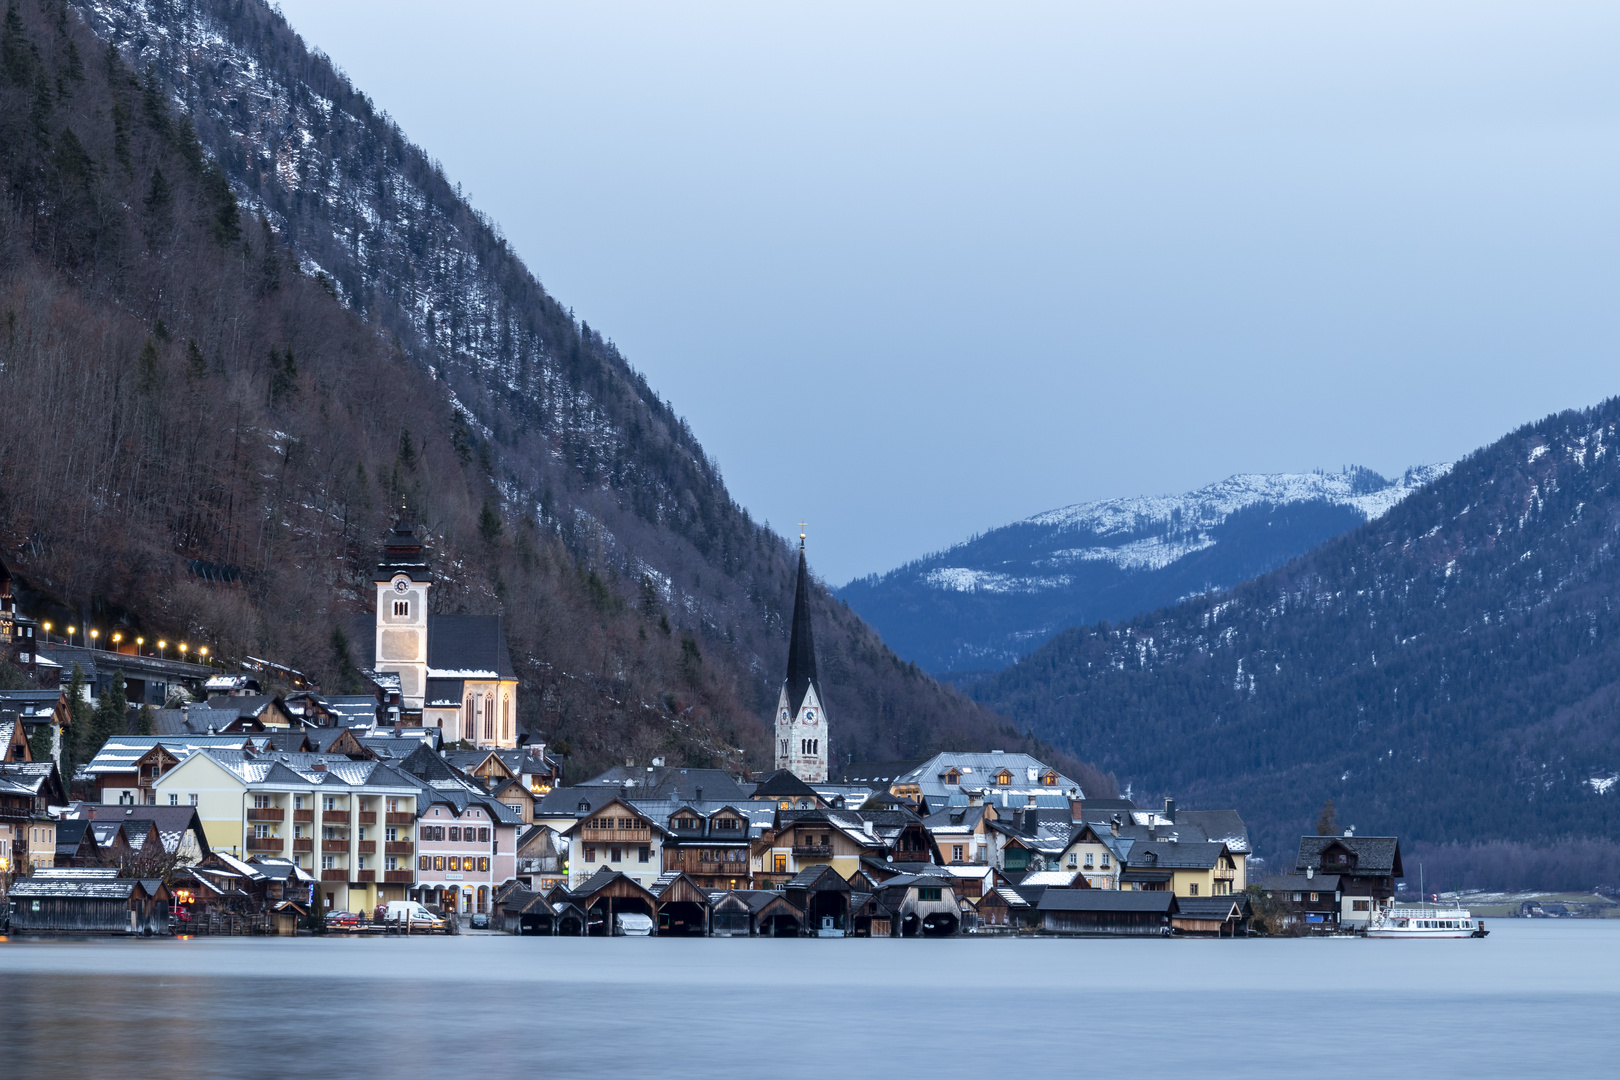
[136,636,145,653]
[66,626,76,647]
[178,643,188,659]
[89,629,100,648]
[156,639,167,659]
[111,632,123,648]
[41,621,51,645]
[199,646,210,665]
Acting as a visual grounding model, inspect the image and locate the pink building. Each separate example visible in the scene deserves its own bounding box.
[412,793,521,916]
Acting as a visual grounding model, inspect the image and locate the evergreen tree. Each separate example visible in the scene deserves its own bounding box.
[478,500,503,546]
[136,704,154,736]
[86,670,127,760]
[1316,799,1337,837]
[62,663,91,776]
[26,721,52,763]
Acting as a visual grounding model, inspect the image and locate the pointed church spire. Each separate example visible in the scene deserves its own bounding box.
[783,532,818,714]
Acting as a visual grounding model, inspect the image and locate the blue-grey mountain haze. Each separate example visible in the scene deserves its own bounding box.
[275,0,1620,585]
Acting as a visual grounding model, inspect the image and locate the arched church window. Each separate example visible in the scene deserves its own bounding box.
[484,694,495,741]
[503,693,512,743]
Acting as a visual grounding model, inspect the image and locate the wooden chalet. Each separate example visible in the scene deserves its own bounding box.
[1294,835,1403,928]
[976,884,1034,932]
[709,889,806,937]
[0,711,32,762]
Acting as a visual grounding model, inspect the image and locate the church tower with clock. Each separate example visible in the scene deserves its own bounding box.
[374,514,433,717]
[774,531,829,783]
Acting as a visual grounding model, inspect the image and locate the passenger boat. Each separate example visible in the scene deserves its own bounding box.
[1366,906,1488,938]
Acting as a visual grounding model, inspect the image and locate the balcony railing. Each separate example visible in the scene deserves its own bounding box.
[696,862,746,876]
[1214,868,1236,880]
[356,870,376,883]
[320,869,347,882]
[583,827,651,842]
[291,838,313,852]
[385,812,414,826]
[384,841,414,855]
[356,841,376,854]
[357,812,377,825]
[894,850,930,862]
[293,809,314,823]
[322,807,348,818]
[791,845,832,857]
[247,808,284,822]
[247,835,282,850]
[383,870,412,884]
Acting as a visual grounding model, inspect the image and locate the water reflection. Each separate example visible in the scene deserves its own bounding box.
[2,922,1616,1079]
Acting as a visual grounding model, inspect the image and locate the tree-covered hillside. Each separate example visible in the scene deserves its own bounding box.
[0,0,1109,788]
[974,401,1620,887]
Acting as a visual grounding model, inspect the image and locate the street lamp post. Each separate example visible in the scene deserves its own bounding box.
[66,626,76,647]
[41,622,51,646]
[89,629,99,649]
[157,640,167,659]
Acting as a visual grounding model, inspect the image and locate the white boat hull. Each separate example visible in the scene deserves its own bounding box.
[1366,909,1486,938]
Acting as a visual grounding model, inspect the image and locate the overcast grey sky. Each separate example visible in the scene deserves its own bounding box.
[277,1,1618,584]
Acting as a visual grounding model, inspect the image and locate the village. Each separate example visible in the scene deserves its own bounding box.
[0,523,1407,940]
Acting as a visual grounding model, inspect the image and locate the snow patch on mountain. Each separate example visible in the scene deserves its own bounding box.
[1047,532,1219,572]
[1028,465,1452,538]
[924,569,1073,594]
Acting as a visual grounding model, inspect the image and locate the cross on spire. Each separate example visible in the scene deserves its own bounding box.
[798,520,808,548]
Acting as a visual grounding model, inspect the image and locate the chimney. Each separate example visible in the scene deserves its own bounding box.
[1024,809,1038,836]
[1343,827,1354,837]
[1163,797,1175,823]
[1110,815,1120,838]
[312,762,327,773]
[863,820,875,838]
[695,786,703,802]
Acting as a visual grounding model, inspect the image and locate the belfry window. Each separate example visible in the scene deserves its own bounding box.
[393,599,409,617]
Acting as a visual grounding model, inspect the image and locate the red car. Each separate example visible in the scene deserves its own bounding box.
[324,910,362,930]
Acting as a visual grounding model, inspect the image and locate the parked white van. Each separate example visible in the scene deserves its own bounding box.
[383,901,448,932]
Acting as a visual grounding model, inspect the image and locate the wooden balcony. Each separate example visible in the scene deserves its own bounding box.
[356,870,376,883]
[322,806,349,819]
[791,844,832,857]
[247,807,284,822]
[246,835,282,850]
[893,850,930,862]
[292,838,314,852]
[696,862,746,876]
[384,841,414,855]
[320,869,347,882]
[583,827,650,843]
[293,809,314,823]
[357,840,376,854]
[1214,868,1236,881]
[385,812,414,826]
[357,812,377,824]
[383,870,412,884]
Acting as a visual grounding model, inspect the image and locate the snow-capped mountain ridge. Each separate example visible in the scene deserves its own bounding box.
[839,464,1451,674]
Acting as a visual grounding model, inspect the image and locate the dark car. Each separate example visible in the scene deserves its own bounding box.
[469,912,490,930]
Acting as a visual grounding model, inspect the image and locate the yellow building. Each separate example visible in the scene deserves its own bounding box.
[154,750,420,913]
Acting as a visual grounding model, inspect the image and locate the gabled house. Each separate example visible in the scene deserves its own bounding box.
[1121,841,1239,898]
[561,798,668,889]
[1294,834,1403,926]
[872,871,962,937]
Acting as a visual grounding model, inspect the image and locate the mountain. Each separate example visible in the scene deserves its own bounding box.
[971,402,1620,889]
[839,466,1449,676]
[0,0,1109,789]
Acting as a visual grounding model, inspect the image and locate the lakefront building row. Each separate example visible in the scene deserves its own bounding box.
[2,524,1400,936]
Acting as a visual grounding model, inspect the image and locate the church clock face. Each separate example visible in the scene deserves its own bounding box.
[779,708,790,722]
[804,709,817,725]
[393,578,410,593]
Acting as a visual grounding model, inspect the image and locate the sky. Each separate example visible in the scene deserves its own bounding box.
[275,1,1620,585]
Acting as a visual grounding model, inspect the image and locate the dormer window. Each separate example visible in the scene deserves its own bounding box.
[944,770,961,785]
[995,771,1012,786]
[1040,771,1058,786]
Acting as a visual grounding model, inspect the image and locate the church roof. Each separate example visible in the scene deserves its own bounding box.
[426,616,516,680]
[783,543,820,714]
[376,515,431,583]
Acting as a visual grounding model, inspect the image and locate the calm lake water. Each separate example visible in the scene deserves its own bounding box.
[2,919,1615,1078]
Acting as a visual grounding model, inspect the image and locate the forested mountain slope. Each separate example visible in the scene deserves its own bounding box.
[840,467,1446,677]
[0,0,1104,786]
[974,401,1620,886]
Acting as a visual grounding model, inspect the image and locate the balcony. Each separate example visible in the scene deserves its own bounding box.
[247,835,282,850]
[696,862,746,876]
[356,870,376,883]
[293,809,314,823]
[791,845,832,857]
[292,838,314,852]
[357,840,376,854]
[383,870,412,884]
[322,806,348,819]
[320,869,347,882]
[583,827,651,843]
[247,807,284,822]
[384,841,414,855]
[893,850,930,862]
[385,812,413,826]
[357,812,377,825]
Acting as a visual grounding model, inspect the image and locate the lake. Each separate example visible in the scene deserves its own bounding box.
[2,919,1615,1078]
